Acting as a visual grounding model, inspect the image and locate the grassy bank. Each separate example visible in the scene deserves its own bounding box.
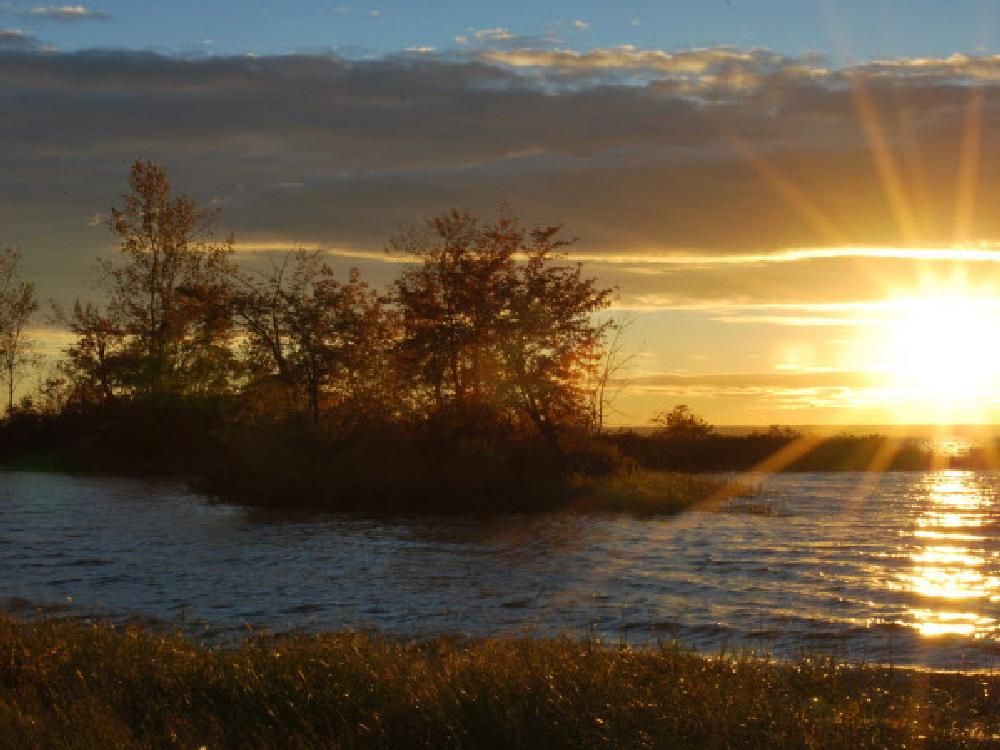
[0,617,997,749]
[570,470,754,514]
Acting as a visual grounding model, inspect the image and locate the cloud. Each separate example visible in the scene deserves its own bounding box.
[566,245,1000,268]
[0,27,40,50]
[28,5,109,21]
[622,369,880,390]
[6,45,1000,309]
[473,27,512,42]
[571,19,589,31]
[456,26,562,51]
[609,368,897,420]
[479,45,828,91]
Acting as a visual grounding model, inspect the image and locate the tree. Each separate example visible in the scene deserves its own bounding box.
[753,424,802,439]
[56,301,129,405]
[501,224,614,451]
[99,160,236,397]
[233,251,391,426]
[391,209,613,454]
[586,314,637,434]
[651,404,715,439]
[391,210,514,411]
[0,249,39,413]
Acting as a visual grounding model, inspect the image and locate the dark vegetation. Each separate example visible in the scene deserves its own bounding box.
[612,431,953,472]
[609,405,981,473]
[1,616,998,749]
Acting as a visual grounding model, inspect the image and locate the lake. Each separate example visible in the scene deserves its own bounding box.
[2,469,999,671]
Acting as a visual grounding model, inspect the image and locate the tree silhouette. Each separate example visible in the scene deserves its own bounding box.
[587,314,636,434]
[233,251,390,426]
[57,301,128,404]
[652,404,715,439]
[0,249,39,413]
[101,160,236,397]
[392,209,613,454]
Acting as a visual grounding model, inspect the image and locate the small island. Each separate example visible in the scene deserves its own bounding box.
[0,161,757,515]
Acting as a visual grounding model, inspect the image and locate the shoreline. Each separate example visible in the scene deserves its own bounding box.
[0,602,993,677]
[0,462,754,516]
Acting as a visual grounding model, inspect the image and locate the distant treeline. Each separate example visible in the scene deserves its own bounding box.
[610,432,991,472]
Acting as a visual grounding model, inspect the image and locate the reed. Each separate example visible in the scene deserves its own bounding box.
[0,617,996,749]
[570,470,755,514]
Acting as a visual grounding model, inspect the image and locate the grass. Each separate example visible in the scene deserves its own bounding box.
[570,470,756,515]
[2,617,997,749]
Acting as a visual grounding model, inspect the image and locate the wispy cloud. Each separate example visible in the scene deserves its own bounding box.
[455,26,561,50]
[621,369,880,390]
[28,5,109,21]
[479,45,828,91]
[571,246,1000,267]
[472,27,513,42]
[707,314,876,327]
[0,27,40,50]
[232,241,416,265]
[237,242,1000,273]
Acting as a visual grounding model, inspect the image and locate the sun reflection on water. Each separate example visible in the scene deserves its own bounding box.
[902,471,999,637]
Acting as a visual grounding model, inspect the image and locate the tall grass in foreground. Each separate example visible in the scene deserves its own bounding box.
[1,618,998,749]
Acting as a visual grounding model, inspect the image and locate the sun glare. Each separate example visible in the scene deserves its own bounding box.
[875,289,1000,415]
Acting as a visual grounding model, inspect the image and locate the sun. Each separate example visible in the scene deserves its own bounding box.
[878,290,1000,413]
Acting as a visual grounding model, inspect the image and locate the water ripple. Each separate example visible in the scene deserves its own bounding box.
[4,469,1000,669]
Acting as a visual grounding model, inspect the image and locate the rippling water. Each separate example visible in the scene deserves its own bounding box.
[3,469,1000,670]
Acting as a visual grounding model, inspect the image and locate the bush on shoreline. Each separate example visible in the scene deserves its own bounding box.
[569,470,754,515]
[0,617,997,749]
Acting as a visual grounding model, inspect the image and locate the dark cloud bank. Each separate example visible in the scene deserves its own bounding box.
[4,45,1000,301]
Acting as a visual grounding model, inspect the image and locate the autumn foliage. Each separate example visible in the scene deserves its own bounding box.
[4,161,622,505]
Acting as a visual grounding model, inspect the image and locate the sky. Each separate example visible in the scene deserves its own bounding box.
[7,1,1000,425]
[3,1,1000,61]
